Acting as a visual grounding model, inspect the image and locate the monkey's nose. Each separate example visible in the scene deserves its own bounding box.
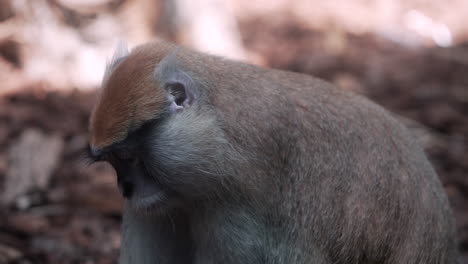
[89,145,102,159]
[119,181,134,198]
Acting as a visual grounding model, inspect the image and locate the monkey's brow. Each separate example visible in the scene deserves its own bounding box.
[85,118,158,164]
[84,145,101,163]
[78,145,99,166]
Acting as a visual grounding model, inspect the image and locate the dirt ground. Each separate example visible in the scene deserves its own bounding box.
[0,17,467,264]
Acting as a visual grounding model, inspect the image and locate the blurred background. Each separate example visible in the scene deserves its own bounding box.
[0,0,467,263]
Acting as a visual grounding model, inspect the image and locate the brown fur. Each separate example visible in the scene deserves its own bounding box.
[89,44,174,148]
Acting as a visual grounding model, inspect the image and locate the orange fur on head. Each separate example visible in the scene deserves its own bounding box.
[89,42,175,149]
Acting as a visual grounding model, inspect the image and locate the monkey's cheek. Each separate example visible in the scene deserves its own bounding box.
[126,176,171,211]
[131,192,167,211]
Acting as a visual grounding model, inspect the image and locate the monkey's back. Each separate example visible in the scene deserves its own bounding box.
[188,54,456,263]
[134,42,458,263]
[281,73,458,263]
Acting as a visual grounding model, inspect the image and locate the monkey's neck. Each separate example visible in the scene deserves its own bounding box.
[119,211,162,264]
[119,208,192,264]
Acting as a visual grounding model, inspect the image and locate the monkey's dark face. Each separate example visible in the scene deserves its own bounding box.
[88,44,235,213]
[88,110,231,213]
[88,120,179,213]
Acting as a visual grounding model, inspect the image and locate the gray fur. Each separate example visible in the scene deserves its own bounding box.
[113,45,458,264]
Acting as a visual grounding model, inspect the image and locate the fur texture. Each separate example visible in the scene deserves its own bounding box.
[89,41,458,264]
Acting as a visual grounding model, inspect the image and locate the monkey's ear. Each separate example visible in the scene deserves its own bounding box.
[155,51,198,113]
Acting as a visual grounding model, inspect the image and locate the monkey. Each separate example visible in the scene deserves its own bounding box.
[87,41,458,264]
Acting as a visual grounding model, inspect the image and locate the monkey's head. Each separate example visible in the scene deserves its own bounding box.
[88,42,235,213]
